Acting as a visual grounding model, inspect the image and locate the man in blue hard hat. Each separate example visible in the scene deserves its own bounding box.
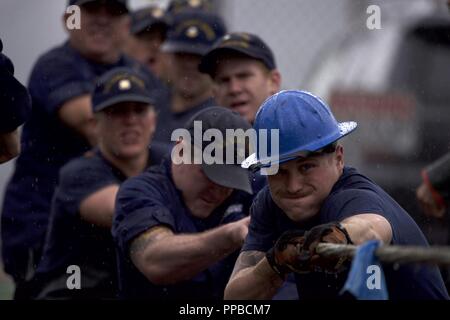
[224,90,449,300]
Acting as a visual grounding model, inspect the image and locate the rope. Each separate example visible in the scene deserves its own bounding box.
[316,243,450,266]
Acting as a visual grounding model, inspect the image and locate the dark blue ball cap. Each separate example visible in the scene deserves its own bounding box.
[161,9,226,56]
[199,32,276,76]
[184,106,253,194]
[67,0,128,13]
[130,6,169,35]
[92,67,155,113]
[167,0,213,16]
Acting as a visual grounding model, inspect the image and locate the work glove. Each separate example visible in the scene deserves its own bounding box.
[265,229,309,279]
[301,222,353,273]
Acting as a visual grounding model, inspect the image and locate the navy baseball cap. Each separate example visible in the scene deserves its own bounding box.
[167,0,213,15]
[67,0,128,13]
[199,32,276,76]
[161,10,226,56]
[183,107,253,194]
[92,67,155,113]
[130,6,169,35]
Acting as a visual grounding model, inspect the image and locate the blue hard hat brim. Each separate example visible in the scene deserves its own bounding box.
[242,121,357,170]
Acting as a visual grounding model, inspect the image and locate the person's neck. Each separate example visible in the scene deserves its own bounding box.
[101,147,149,178]
[171,89,213,114]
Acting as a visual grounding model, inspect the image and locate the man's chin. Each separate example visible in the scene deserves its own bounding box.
[190,203,215,219]
[231,105,255,123]
[280,203,316,223]
[114,146,145,159]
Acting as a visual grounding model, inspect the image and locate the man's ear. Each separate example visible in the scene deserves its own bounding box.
[335,144,344,168]
[268,69,281,94]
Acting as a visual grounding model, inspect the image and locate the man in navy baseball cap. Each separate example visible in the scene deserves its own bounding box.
[152,10,227,143]
[125,5,169,77]
[0,38,31,163]
[199,32,281,123]
[33,67,167,299]
[112,106,258,299]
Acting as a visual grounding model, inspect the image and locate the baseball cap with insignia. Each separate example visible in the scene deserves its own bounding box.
[160,10,226,56]
[92,67,155,113]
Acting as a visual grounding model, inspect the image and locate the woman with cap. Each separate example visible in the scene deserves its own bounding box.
[32,67,167,299]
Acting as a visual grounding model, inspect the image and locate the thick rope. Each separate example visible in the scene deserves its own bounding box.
[316,243,450,266]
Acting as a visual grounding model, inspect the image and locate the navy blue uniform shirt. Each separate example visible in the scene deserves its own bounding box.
[113,158,259,299]
[34,143,169,299]
[1,41,164,282]
[152,95,216,144]
[244,166,450,300]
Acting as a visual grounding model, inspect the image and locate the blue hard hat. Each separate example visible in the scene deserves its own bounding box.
[242,90,357,169]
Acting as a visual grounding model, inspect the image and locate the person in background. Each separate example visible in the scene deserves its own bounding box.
[124,5,169,79]
[152,10,226,144]
[33,67,167,299]
[0,38,31,164]
[199,32,281,124]
[1,0,161,299]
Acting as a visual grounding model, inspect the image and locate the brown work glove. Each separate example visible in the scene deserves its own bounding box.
[301,222,353,273]
[265,229,309,279]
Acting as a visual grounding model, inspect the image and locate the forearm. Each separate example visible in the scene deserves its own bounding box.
[79,185,118,228]
[225,258,284,300]
[58,95,98,147]
[143,223,242,284]
[341,214,392,245]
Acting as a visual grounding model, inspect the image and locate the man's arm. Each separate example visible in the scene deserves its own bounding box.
[79,184,119,228]
[224,250,284,300]
[0,129,20,164]
[129,216,249,285]
[340,213,392,245]
[58,94,97,146]
[225,213,392,300]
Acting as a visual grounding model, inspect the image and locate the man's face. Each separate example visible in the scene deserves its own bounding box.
[165,52,213,98]
[96,102,156,160]
[125,29,165,77]
[172,143,233,218]
[66,2,129,63]
[268,146,344,223]
[213,56,280,123]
